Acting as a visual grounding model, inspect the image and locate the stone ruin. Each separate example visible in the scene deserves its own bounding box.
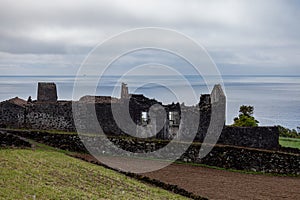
[0,82,279,150]
[37,82,57,102]
[121,83,130,99]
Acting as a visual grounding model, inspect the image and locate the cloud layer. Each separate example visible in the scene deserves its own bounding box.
[0,0,299,75]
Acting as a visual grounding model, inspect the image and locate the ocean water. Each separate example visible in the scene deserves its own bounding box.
[0,75,299,130]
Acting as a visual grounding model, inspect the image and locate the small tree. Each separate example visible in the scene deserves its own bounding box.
[239,105,254,116]
[277,125,300,138]
[232,105,259,127]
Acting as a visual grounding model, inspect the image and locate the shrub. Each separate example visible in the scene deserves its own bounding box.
[276,125,300,138]
[232,105,259,127]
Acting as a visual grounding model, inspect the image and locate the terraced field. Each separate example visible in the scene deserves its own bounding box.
[76,154,300,200]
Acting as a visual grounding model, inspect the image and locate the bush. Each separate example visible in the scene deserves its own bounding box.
[276,125,300,138]
[232,105,259,127]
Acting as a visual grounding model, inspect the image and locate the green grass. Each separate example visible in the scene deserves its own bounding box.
[0,148,188,200]
[279,137,300,150]
[3,127,78,135]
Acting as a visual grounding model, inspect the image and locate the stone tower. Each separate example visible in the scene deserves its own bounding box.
[197,84,226,141]
[37,82,58,102]
[121,83,129,99]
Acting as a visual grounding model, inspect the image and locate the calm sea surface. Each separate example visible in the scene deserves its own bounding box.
[0,75,299,129]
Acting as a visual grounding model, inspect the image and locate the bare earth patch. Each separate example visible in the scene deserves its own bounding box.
[144,163,300,200]
[75,154,300,200]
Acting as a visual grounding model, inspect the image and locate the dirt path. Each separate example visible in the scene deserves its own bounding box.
[144,163,300,200]
[74,154,300,200]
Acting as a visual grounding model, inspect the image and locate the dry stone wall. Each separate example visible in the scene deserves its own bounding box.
[219,126,280,150]
[24,102,75,131]
[6,130,299,175]
[0,101,25,128]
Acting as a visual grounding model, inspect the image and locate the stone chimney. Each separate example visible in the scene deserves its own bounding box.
[121,83,129,99]
[37,82,58,102]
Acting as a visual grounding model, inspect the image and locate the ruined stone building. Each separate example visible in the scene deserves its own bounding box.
[37,82,57,102]
[0,82,279,150]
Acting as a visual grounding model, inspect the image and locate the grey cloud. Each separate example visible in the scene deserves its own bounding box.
[0,0,299,75]
[1,0,299,51]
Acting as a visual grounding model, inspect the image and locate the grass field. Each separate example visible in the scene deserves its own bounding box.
[279,137,300,149]
[0,148,188,200]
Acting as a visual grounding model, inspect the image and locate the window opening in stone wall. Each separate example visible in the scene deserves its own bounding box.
[141,111,148,125]
[169,111,179,126]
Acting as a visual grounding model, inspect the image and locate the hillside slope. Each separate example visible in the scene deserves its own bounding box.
[0,149,188,200]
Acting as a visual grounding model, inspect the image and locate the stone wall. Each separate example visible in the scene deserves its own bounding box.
[6,130,300,175]
[0,99,280,150]
[24,101,75,131]
[0,101,24,128]
[0,131,32,148]
[0,82,280,150]
[197,94,211,141]
[219,126,280,150]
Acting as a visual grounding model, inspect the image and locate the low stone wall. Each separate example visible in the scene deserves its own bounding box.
[7,130,300,175]
[217,126,280,150]
[0,131,32,148]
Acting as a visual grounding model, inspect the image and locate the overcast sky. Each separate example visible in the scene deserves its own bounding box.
[0,0,300,75]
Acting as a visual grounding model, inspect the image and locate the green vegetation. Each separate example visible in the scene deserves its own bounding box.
[276,125,300,138]
[4,127,78,135]
[232,105,259,127]
[279,137,300,150]
[0,149,188,200]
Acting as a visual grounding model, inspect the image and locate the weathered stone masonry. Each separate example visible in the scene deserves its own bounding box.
[0,82,280,150]
[4,129,299,175]
[37,82,57,102]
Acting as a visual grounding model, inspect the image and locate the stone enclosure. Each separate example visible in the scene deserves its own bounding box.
[0,82,280,150]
